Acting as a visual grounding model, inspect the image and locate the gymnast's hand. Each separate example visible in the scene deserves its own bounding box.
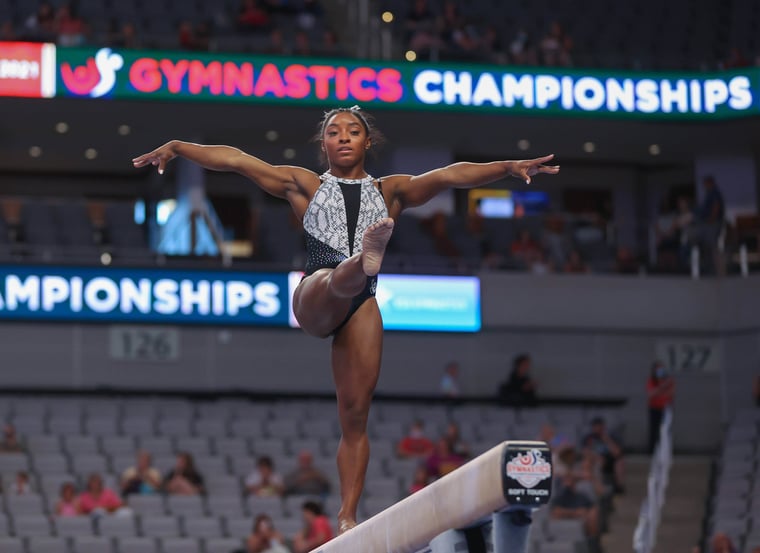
[510,154,560,184]
[132,141,178,175]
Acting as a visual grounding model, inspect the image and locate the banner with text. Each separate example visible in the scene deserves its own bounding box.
[0,266,481,331]
[1,41,755,120]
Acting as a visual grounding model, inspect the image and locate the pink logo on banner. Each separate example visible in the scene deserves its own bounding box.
[506,449,552,488]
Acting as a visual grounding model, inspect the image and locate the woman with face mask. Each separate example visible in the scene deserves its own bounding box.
[646,360,675,453]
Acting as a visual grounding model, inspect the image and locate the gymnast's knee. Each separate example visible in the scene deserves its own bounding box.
[337,398,370,436]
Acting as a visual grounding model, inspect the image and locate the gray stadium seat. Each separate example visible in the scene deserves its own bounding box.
[140,515,180,538]
[182,516,224,539]
[224,517,254,539]
[137,437,174,456]
[122,417,155,436]
[166,495,205,517]
[160,537,201,553]
[48,416,83,435]
[229,420,265,439]
[157,418,192,437]
[26,436,62,455]
[206,496,245,518]
[194,419,229,438]
[13,514,53,537]
[72,536,115,553]
[101,437,137,457]
[0,537,24,553]
[85,417,120,437]
[33,453,70,473]
[116,537,158,553]
[98,515,138,538]
[193,455,228,476]
[0,452,29,472]
[213,438,250,457]
[174,437,211,457]
[70,454,109,475]
[246,496,284,518]
[127,495,166,516]
[204,538,244,553]
[0,513,10,535]
[54,516,95,537]
[301,420,338,439]
[63,435,100,455]
[27,536,70,553]
[205,475,241,496]
[250,438,288,458]
[265,420,301,439]
[6,494,46,516]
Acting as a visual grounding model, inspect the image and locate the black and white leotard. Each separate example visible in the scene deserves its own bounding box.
[302,171,389,334]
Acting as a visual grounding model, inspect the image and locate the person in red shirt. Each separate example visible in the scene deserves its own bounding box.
[646,360,675,453]
[293,501,334,552]
[425,438,465,480]
[78,473,123,516]
[396,420,434,459]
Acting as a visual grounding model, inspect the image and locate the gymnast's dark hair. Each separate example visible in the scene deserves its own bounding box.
[312,106,385,165]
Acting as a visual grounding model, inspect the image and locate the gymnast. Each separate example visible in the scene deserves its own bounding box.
[132,106,559,533]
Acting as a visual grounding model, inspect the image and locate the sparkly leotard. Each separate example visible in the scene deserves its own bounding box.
[302,171,389,334]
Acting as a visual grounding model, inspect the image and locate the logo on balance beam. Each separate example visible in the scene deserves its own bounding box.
[501,442,553,506]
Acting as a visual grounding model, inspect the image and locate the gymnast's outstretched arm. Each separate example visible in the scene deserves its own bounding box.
[132,140,318,202]
[384,154,560,211]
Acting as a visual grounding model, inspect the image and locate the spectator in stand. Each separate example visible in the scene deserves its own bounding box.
[437,0,479,61]
[408,465,429,495]
[55,482,80,517]
[283,450,331,497]
[439,361,461,399]
[509,28,537,65]
[396,420,435,459]
[710,532,738,553]
[297,0,323,31]
[583,417,625,494]
[426,438,465,480]
[109,21,141,49]
[294,30,312,56]
[0,424,24,453]
[121,450,162,496]
[10,471,33,495]
[23,1,56,42]
[696,175,726,274]
[647,360,675,453]
[498,354,538,407]
[563,249,590,273]
[163,452,205,495]
[55,3,87,47]
[246,513,290,553]
[266,28,286,55]
[179,21,210,51]
[443,422,470,459]
[292,501,333,553]
[539,423,572,456]
[480,25,506,64]
[317,29,342,57]
[510,229,542,269]
[539,21,572,67]
[238,0,271,32]
[245,456,285,497]
[550,473,599,538]
[78,473,124,516]
[614,246,639,274]
[405,0,440,56]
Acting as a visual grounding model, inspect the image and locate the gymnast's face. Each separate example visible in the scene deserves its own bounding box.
[322,112,370,169]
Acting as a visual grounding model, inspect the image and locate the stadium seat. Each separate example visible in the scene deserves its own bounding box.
[72,535,115,553]
[166,495,205,517]
[204,538,245,553]
[206,496,245,518]
[140,515,180,538]
[63,435,100,455]
[160,537,202,553]
[174,437,211,457]
[13,514,53,537]
[181,516,224,539]
[98,515,138,538]
[224,517,255,539]
[0,537,24,553]
[32,453,70,473]
[127,495,166,516]
[193,419,229,438]
[213,437,250,458]
[27,536,70,553]
[6,494,46,516]
[26,435,62,455]
[54,516,95,537]
[0,452,29,472]
[116,537,158,553]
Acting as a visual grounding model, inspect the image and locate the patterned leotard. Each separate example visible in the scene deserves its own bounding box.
[302,171,389,333]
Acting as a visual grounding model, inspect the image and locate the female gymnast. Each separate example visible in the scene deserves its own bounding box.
[132,106,559,532]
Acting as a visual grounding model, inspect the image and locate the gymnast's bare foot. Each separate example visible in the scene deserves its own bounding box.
[338,518,357,534]
[362,218,394,277]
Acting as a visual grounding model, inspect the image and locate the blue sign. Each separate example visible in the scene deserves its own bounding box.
[0,266,290,326]
[374,274,481,332]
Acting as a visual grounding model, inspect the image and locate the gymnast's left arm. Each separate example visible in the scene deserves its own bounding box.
[388,154,559,211]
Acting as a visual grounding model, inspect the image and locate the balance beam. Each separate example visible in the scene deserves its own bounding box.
[314,441,552,553]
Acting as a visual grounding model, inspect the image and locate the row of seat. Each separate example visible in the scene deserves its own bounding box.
[0,535,244,553]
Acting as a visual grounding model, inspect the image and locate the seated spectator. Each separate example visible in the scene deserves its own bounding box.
[539,21,572,67]
[614,246,639,274]
[23,1,56,41]
[426,438,465,480]
[539,423,572,455]
[710,532,738,553]
[0,424,24,453]
[237,0,271,32]
[179,21,210,51]
[582,417,624,494]
[550,473,599,538]
[316,29,342,57]
[396,420,435,459]
[510,229,542,268]
[10,471,33,495]
[163,452,205,495]
[283,450,330,497]
[439,361,461,399]
[437,0,479,61]
[405,0,441,56]
[55,482,80,517]
[55,3,87,46]
[293,501,333,553]
[408,465,429,495]
[266,27,286,55]
[509,28,537,66]
[245,456,284,497]
[297,0,323,31]
[246,513,290,553]
[443,422,470,459]
[78,473,124,516]
[109,21,141,49]
[294,30,311,56]
[121,450,162,496]
[498,354,537,406]
[563,250,590,273]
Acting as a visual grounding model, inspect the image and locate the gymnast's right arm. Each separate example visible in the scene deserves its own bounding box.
[132,140,315,200]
